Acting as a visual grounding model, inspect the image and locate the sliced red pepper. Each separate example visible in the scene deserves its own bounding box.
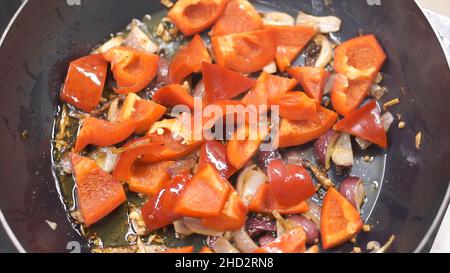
[174,163,231,218]
[112,137,165,183]
[227,124,267,170]
[267,160,315,207]
[265,25,317,72]
[210,0,262,36]
[269,91,318,121]
[169,34,212,84]
[241,72,297,108]
[128,161,175,196]
[153,84,195,110]
[211,29,277,73]
[60,54,108,112]
[167,0,230,36]
[103,46,159,94]
[277,106,338,148]
[248,183,309,215]
[287,66,330,103]
[70,153,126,226]
[275,46,303,73]
[334,100,387,148]
[141,173,191,232]
[201,190,247,231]
[321,187,363,250]
[74,117,137,152]
[117,93,167,134]
[201,62,256,104]
[142,129,203,163]
[161,246,195,253]
[198,140,236,178]
[332,35,386,115]
[254,228,306,253]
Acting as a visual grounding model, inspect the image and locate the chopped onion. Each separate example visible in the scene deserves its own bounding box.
[92,36,124,54]
[339,177,365,212]
[192,80,205,99]
[323,73,336,95]
[276,220,286,238]
[302,199,321,228]
[314,35,333,68]
[262,12,295,26]
[173,220,194,236]
[89,147,119,173]
[107,97,119,122]
[255,150,282,172]
[286,215,320,245]
[314,130,340,170]
[246,216,276,239]
[180,217,224,236]
[258,233,276,246]
[331,133,354,167]
[263,61,277,74]
[236,165,268,206]
[212,236,240,253]
[370,84,388,100]
[296,11,342,33]
[232,226,258,253]
[124,25,158,53]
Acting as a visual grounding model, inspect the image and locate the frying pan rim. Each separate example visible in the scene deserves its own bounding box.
[0,0,449,253]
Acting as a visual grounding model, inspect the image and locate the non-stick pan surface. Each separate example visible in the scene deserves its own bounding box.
[0,0,449,253]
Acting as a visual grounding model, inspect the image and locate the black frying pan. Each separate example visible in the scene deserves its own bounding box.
[1,0,450,253]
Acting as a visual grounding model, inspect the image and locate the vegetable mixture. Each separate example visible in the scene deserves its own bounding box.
[52,0,396,253]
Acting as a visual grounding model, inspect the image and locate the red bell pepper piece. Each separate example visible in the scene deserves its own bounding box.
[334,100,387,148]
[74,116,137,152]
[321,187,363,250]
[210,0,262,36]
[128,161,175,196]
[269,91,318,121]
[153,84,195,110]
[277,106,338,148]
[198,140,236,178]
[60,54,108,112]
[332,35,386,116]
[117,93,167,134]
[142,129,203,163]
[161,246,195,253]
[287,66,330,103]
[241,72,297,108]
[211,29,277,73]
[227,124,267,170]
[267,160,315,207]
[169,34,212,84]
[201,62,256,104]
[174,163,231,218]
[201,190,248,231]
[141,173,191,232]
[254,228,306,253]
[103,46,159,94]
[70,153,126,226]
[265,25,317,72]
[167,0,229,36]
[248,183,309,215]
[112,137,165,183]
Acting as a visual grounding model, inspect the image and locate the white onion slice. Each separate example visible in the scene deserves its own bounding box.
[232,226,258,253]
[262,12,295,26]
[314,34,333,68]
[89,147,118,173]
[296,11,342,33]
[124,25,158,53]
[173,220,194,236]
[331,133,354,167]
[236,165,268,206]
[180,217,224,237]
[212,236,240,253]
[263,61,277,74]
